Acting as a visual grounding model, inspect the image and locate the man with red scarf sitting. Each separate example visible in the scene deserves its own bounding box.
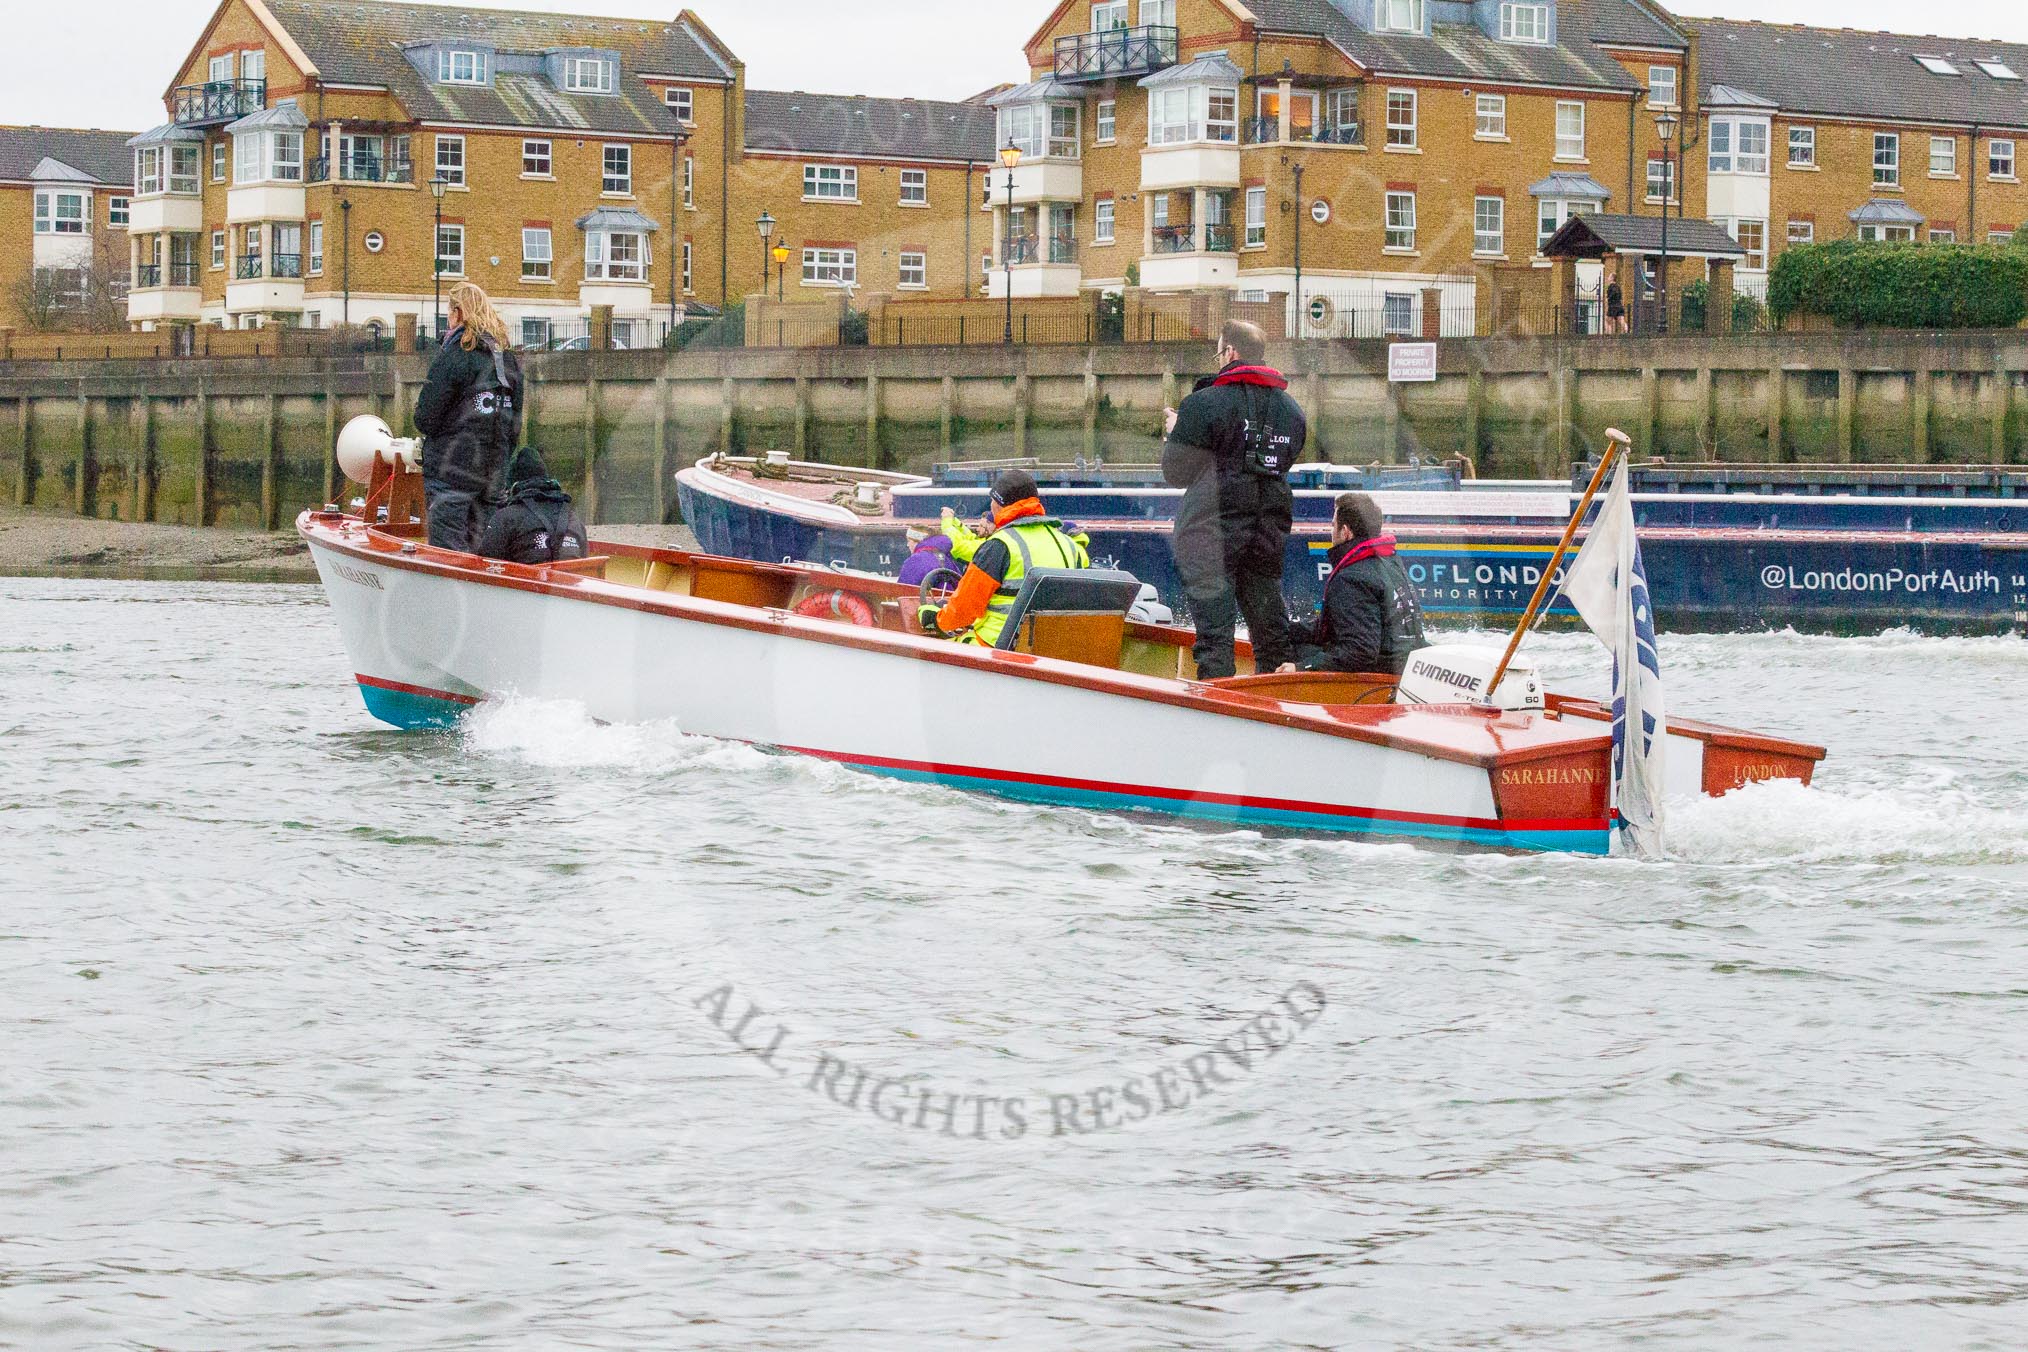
[1283,492,1428,675]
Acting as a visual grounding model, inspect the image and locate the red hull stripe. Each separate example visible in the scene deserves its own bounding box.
[358,674,483,706]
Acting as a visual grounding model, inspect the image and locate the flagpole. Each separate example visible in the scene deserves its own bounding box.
[1487,427,1633,695]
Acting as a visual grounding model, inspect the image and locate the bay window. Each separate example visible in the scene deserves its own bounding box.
[171,144,201,194]
[33,191,86,234]
[1148,85,1237,145]
[586,230,646,282]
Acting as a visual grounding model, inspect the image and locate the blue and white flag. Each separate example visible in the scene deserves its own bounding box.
[1560,456,1667,856]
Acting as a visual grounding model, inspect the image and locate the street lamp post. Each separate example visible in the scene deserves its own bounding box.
[1000,140,1022,343]
[429,174,449,341]
[772,239,790,301]
[1291,160,1306,340]
[1655,110,1679,336]
[756,211,775,299]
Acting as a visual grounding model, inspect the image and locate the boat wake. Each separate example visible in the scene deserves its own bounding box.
[462,693,766,775]
[1668,773,2028,867]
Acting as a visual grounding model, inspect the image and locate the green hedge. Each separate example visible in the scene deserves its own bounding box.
[1766,240,2028,329]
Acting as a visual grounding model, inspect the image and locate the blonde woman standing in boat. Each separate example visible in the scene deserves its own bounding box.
[413,281,526,551]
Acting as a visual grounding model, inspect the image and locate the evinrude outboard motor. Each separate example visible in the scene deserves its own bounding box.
[1396,644,1544,711]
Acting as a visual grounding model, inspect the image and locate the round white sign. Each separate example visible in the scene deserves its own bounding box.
[363,231,385,254]
[1310,199,1332,225]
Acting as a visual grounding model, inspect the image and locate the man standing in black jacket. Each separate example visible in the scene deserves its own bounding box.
[1160,319,1304,679]
[476,448,590,565]
[1285,492,1428,675]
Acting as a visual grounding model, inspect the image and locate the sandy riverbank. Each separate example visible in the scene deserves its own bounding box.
[0,505,700,581]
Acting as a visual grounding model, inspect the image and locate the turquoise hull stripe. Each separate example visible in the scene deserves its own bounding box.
[358,682,470,730]
[852,763,1611,855]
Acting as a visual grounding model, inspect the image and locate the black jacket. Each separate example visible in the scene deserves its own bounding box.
[475,478,589,565]
[1161,361,1305,576]
[414,328,525,493]
[1291,537,1428,674]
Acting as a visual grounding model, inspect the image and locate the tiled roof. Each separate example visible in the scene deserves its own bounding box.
[0,126,136,186]
[1849,198,1925,224]
[743,90,1000,165]
[1688,18,2028,130]
[262,0,728,136]
[1548,212,1747,258]
[1239,0,1678,92]
[1529,170,1615,200]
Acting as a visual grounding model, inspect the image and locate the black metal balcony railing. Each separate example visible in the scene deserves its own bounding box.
[170,261,200,287]
[1244,116,1363,146]
[1151,224,1196,254]
[1205,224,1237,253]
[235,255,264,280]
[307,156,416,185]
[1006,237,1039,265]
[172,78,266,126]
[1048,236,1078,265]
[135,265,162,289]
[271,253,303,279]
[1054,24,1178,82]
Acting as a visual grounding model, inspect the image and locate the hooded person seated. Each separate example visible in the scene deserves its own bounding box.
[1284,492,1428,675]
[917,470,1089,646]
[475,447,590,565]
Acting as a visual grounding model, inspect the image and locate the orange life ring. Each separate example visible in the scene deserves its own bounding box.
[790,589,877,627]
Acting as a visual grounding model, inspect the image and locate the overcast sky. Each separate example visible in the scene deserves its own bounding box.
[16,0,2028,134]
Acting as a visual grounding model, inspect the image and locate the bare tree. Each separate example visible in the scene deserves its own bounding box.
[9,230,131,333]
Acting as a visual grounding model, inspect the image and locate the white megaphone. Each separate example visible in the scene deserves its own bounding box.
[335,414,422,485]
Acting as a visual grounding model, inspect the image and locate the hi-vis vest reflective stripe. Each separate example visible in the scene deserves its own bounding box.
[967,519,1090,646]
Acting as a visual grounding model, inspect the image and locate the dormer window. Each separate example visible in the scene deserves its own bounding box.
[438,49,487,85]
[1375,0,1423,35]
[565,57,614,93]
[1499,3,1549,43]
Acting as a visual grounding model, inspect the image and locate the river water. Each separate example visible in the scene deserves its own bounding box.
[3,577,2026,1350]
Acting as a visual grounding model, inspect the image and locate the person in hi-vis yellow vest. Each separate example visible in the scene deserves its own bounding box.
[918,471,1090,647]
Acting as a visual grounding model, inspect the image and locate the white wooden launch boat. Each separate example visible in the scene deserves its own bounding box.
[302,431,1824,856]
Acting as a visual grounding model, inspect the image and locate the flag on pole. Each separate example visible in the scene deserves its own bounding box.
[1559,454,1667,856]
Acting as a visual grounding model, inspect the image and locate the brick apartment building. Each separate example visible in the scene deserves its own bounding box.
[1683,19,2028,296]
[123,0,995,342]
[988,0,1692,335]
[0,128,135,332]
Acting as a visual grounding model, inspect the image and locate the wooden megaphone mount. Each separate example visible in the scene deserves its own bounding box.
[336,414,426,529]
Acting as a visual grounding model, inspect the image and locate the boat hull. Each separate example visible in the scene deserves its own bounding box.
[678,471,2028,635]
[304,520,1616,854]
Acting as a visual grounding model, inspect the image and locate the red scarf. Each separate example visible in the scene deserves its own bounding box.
[1210,363,1289,391]
[1330,534,1397,577]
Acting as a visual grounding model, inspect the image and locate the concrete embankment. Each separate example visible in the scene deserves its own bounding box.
[0,332,2023,533]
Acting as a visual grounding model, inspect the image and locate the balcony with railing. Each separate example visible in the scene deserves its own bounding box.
[1244,116,1363,147]
[236,255,265,280]
[1151,224,1195,254]
[1054,25,1178,82]
[307,156,415,185]
[173,78,266,126]
[135,264,162,289]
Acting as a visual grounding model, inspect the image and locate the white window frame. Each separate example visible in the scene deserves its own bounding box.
[683,156,695,208]
[211,229,225,269]
[1874,133,1900,186]
[665,86,693,123]
[1646,156,1677,202]
[1989,229,2016,245]
[1244,185,1266,248]
[1788,126,1815,167]
[435,223,464,278]
[1554,100,1585,161]
[1092,0,1127,30]
[1930,135,1957,177]
[243,50,264,84]
[170,144,201,195]
[565,57,615,94]
[1473,195,1504,257]
[1649,65,1678,109]
[272,131,302,183]
[602,143,632,195]
[1049,103,1081,158]
[1787,219,1814,245]
[1500,3,1549,43]
[233,132,265,184]
[803,163,857,201]
[1142,0,1175,27]
[438,49,486,85]
[682,240,693,293]
[1929,227,1956,243]
[1148,85,1236,145]
[1001,103,1047,158]
[522,226,552,280]
[435,134,465,187]
[1729,217,1767,270]
[1096,99,1116,143]
[585,229,647,282]
[899,168,928,205]
[1385,88,1417,149]
[898,250,927,290]
[213,139,227,181]
[522,138,552,177]
[308,219,323,274]
[1375,0,1423,35]
[801,246,856,287]
[1095,198,1115,244]
[209,53,235,83]
[1990,139,2016,180]
[1383,190,1416,252]
[1475,93,1506,139]
[108,196,130,228]
[137,146,163,196]
[34,190,87,235]
[1382,292,1415,337]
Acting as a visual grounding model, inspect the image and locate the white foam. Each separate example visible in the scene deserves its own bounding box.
[462,694,765,775]
[1667,775,2028,867]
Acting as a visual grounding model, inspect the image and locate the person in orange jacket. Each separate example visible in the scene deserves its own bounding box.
[917,470,1090,646]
